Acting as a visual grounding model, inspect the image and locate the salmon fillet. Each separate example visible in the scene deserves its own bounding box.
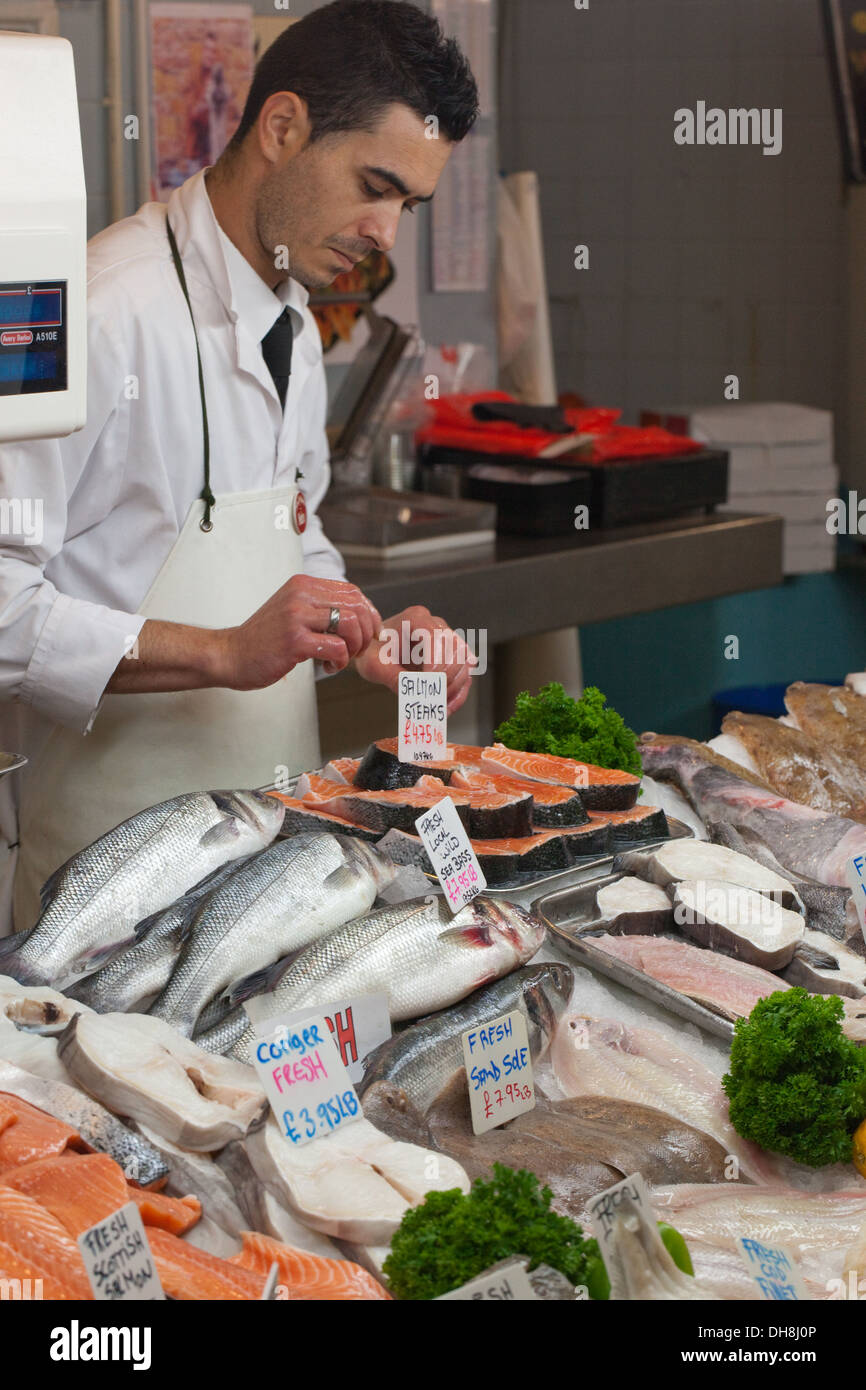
[0,1183,92,1299]
[146,1226,266,1299]
[233,1230,390,1300]
[0,1092,87,1174]
[1,1152,128,1237]
[481,744,639,809]
[128,1185,201,1235]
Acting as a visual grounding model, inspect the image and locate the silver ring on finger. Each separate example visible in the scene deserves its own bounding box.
[326,606,341,634]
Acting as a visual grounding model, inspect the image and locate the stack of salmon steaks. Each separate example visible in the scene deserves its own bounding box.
[0,1092,388,1300]
[272,740,668,884]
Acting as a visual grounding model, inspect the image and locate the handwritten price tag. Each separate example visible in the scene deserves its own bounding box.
[586,1172,653,1256]
[416,796,486,913]
[77,1202,165,1302]
[245,993,391,1084]
[252,1013,363,1148]
[847,855,866,942]
[438,1262,538,1301]
[398,670,447,763]
[737,1238,809,1301]
[461,1009,535,1135]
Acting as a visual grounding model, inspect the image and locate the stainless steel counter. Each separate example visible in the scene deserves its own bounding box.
[343,511,784,640]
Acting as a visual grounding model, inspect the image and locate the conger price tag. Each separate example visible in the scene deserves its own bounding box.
[416,796,486,913]
[847,854,866,941]
[737,1238,810,1301]
[77,1202,165,1302]
[437,1261,538,1301]
[398,670,447,763]
[246,993,391,1085]
[252,1013,363,1148]
[461,1008,535,1135]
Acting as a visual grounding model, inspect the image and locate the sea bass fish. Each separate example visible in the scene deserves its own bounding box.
[358,962,573,1115]
[223,895,547,1063]
[148,835,396,1037]
[65,855,257,1015]
[0,791,283,989]
[639,733,866,888]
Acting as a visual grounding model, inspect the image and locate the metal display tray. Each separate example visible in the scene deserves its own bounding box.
[534,863,736,1043]
[481,815,695,897]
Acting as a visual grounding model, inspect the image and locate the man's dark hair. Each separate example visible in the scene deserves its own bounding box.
[230,0,479,150]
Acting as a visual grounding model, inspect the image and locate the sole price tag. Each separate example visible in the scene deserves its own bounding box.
[847,854,866,942]
[398,670,447,763]
[252,1012,363,1148]
[246,993,391,1085]
[461,1008,535,1135]
[77,1201,165,1302]
[416,796,486,913]
[737,1237,810,1301]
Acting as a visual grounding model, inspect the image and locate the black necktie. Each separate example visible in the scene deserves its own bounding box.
[261,306,293,410]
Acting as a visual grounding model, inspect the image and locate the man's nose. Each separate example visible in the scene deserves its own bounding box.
[359,205,403,256]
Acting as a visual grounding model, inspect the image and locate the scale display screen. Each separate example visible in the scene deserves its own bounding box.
[0,281,67,396]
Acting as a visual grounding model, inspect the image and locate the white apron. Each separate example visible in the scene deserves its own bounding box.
[12,483,320,930]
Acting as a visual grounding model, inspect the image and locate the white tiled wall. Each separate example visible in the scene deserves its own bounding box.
[499,0,845,427]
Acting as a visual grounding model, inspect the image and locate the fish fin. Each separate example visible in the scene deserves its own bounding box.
[0,940,45,985]
[439,920,494,949]
[199,817,242,849]
[225,954,298,1007]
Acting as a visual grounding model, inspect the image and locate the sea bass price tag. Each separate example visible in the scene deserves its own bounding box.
[586,1172,653,1255]
[416,796,486,913]
[247,993,391,1085]
[737,1238,809,1301]
[847,854,866,940]
[437,1261,538,1301]
[77,1202,165,1301]
[461,1008,535,1135]
[398,670,447,763]
[252,1013,363,1148]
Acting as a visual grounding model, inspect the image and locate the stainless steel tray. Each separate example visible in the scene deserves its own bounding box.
[534,863,735,1042]
[0,751,26,781]
[482,816,695,897]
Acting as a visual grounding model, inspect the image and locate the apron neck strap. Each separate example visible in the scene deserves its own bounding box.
[166,219,215,532]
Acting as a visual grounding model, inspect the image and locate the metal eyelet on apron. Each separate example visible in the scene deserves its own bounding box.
[167,220,216,532]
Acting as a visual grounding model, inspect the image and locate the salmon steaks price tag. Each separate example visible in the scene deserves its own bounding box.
[461,1008,535,1135]
[847,854,866,941]
[252,1013,363,1148]
[736,1238,809,1301]
[416,796,486,912]
[398,670,447,763]
[77,1202,165,1301]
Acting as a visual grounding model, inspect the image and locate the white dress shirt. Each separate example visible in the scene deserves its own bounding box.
[0,168,345,739]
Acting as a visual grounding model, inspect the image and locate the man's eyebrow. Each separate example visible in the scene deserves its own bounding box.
[364,166,434,203]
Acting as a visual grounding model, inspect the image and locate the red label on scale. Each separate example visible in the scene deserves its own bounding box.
[1,330,32,346]
[293,493,307,534]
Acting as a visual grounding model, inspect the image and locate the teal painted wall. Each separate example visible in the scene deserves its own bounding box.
[579,567,866,741]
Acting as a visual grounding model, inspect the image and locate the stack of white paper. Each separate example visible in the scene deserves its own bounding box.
[642,403,838,575]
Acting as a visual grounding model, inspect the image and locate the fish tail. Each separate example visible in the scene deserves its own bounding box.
[0,934,47,985]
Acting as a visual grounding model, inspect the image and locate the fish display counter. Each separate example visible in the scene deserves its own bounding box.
[2,676,866,1301]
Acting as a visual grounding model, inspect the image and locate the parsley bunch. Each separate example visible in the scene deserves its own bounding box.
[382,1163,600,1300]
[722,988,866,1168]
[494,683,642,777]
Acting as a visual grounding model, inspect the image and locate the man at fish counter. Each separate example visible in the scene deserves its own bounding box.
[0,1,480,932]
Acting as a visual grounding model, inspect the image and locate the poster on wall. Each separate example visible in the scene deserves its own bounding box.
[149,2,253,201]
[822,0,866,181]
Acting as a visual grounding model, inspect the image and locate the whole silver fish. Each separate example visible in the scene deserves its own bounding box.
[358,962,573,1115]
[0,790,284,990]
[65,855,257,1014]
[148,834,397,1036]
[225,894,547,1063]
[0,1057,169,1186]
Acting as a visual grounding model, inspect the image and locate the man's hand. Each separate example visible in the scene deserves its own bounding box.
[354,605,477,715]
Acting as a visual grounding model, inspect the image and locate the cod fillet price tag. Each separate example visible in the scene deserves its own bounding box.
[461,1008,535,1135]
[437,1261,538,1301]
[847,854,866,941]
[736,1238,809,1301]
[416,795,486,913]
[253,1013,363,1148]
[77,1202,165,1302]
[398,670,447,763]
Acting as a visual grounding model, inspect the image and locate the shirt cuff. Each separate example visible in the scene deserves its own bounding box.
[20,592,145,734]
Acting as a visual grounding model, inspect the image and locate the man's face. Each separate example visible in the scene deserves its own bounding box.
[254,103,453,288]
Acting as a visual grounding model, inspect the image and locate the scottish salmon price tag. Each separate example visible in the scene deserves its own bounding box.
[461,1008,535,1135]
[416,796,486,913]
[437,1261,538,1301]
[846,854,866,941]
[246,992,391,1085]
[398,670,447,763]
[252,1012,363,1148]
[737,1238,809,1301]
[77,1202,165,1301]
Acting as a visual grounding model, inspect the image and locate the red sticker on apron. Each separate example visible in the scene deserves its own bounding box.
[293,493,307,534]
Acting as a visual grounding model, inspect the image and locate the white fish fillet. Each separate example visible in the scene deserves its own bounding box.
[0,1014,72,1084]
[644,840,800,905]
[596,877,671,918]
[706,733,761,776]
[57,1011,267,1151]
[673,878,804,971]
[0,974,91,1035]
[551,1014,778,1182]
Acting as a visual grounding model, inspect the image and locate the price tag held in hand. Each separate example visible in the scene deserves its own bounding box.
[416,796,486,913]
[461,1008,535,1135]
[252,1013,363,1148]
[398,670,447,764]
